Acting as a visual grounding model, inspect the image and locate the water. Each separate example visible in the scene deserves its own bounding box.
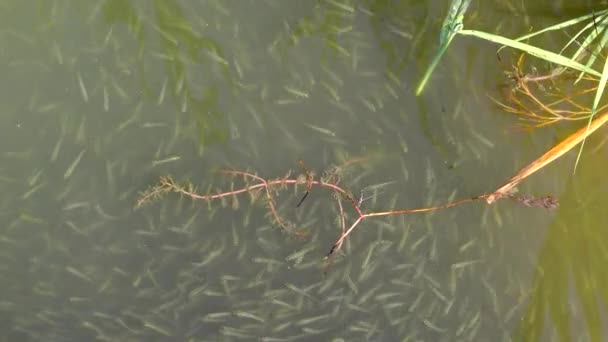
[0,0,606,341]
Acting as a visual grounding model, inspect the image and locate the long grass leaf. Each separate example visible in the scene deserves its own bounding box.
[573,34,608,172]
[564,14,608,61]
[440,0,471,45]
[458,29,602,77]
[591,33,608,113]
[487,110,608,203]
[572,17,608,83]
[416,42,452,95]
[416,0,471,95]
[511,10,608,42]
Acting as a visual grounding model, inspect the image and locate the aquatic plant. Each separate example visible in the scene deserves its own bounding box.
[136,159,557,261]
[416,0,608,187]
[415,2,608,341]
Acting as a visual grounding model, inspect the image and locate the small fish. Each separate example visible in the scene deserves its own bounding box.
[326,39,350,57]
[103,86,109,112]
[66,266,93,283]
[151,156,180,166]
[64,149,86,179]
[320,81,340,101]
[207,49,229,65]
[111,77,128,100]
[296,314,330,326]
[77,72,88,102]
[304,123,336,137]
[143,320,172,336]
[284,86,309,98]
[422,318,446,333]
[326,0,354,12]
[408,292,424,312]
[203,312,231,322]
[153,25,178,45]
[451,259,482,270]
[22,182,45,200]
[235,311,265,323]
[52,43,63,64]
[157,78,167,105]
[285,283,316,301]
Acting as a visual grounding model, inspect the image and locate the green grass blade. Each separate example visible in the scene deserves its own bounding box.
[511,9,608,42]
[416,0,471,95]
[563,14,607,59]
[573,16,608,83]
[573,31,608,173]
[440,0,471,45]
[496,11,608,81]
[416,40,452,96]
[457,29,602,77]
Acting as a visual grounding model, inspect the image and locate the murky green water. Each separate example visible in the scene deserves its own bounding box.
[1,0,607,341]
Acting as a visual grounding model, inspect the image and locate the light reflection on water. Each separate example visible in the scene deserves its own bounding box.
[0,0,605,341]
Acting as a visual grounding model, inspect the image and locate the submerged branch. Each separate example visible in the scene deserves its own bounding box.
[137,160,559,259]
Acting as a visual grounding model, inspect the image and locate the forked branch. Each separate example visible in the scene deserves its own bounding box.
[137,160,558,259]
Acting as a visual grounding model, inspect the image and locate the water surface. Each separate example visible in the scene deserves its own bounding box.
[0,1,606,341]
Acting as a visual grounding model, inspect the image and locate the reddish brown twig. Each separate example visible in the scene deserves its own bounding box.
[496,52,603,129]
[137,161,557,260]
